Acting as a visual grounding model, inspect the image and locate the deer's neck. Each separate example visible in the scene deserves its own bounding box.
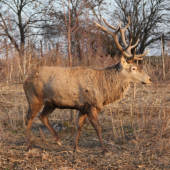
[103,69,130,105]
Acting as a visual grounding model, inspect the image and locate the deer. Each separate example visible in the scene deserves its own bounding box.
[23,17,151,154]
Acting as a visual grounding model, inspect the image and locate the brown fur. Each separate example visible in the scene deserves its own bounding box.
[23,57,151,153]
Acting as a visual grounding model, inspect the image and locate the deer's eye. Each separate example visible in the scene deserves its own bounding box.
[133,68,136,70]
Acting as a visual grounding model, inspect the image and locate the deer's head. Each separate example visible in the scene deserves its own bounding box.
[94,17,151,85]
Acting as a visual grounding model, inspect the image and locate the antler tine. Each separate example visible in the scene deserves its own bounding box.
[126,39,140,54]
[102,17,120,30]
[124,16,131,30]
[93,21,116,35]
[129,39,140,50]
[125,48,137,63]
[134,49,149,60]
[124,38,132,51]
[119,17,131,48]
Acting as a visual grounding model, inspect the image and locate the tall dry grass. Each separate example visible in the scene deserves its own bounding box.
[0,41,120,84]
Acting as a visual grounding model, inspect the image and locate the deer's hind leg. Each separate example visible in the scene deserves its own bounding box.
[39,105,61,146]
[74,111,87,152]
[25,100,43,150]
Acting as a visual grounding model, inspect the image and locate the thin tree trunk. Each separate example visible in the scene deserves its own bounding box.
[68,33,72,67]
[5,39,9,84]
[161,35,165,78]
[68,0,72,67]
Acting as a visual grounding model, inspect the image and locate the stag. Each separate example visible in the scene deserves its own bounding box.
[23,17,151,154]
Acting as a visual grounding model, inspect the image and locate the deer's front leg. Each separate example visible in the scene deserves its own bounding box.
[87,108,107,154]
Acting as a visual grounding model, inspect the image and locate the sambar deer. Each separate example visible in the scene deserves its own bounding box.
[23,17,151,154]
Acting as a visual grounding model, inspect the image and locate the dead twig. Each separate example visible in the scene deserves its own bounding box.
[93,138,121,149]
[39,128,47,143]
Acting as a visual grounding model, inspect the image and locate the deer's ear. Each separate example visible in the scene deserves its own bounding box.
[118,62,123,68]
[120,57,128,67]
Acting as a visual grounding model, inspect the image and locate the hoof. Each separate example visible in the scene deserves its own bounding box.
[75,148,81,153]
[57,141,62,146]
[102,149,109,155]
[26,145,32,151]
[74,147,81,153]
[104,151,111,156]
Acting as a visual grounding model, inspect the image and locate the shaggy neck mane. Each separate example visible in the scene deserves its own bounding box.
[102,64,130,105]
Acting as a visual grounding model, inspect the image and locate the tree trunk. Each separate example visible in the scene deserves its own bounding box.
[68,32,72,67]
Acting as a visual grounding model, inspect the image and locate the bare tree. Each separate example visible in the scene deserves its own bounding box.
[61,0,77,67]
[0,0,48,65]
[87,0,119,57]
[112,0,169,54]
[41,0,112,62]
[164,1,170,40]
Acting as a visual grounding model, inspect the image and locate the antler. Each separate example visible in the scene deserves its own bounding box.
[94,17,149,61]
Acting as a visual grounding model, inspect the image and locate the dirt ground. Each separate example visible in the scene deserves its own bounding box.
[0,82,170,170]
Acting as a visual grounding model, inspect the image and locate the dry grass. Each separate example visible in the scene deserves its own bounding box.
[0,82,170,169]
[1,20,170,169]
